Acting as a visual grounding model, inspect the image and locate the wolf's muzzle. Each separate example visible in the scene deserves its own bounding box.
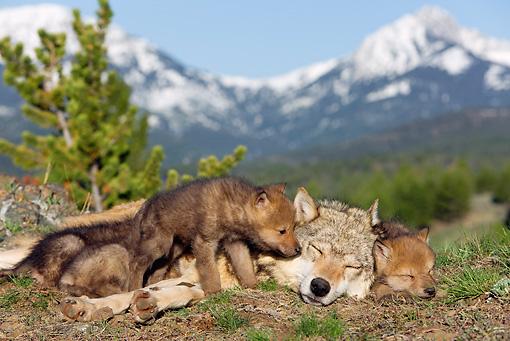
[310,277,331,297]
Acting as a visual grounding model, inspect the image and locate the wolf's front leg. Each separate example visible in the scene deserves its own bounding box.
[193,237,221,295]
[130,283,205,322]
[223,240,257,288]
[60,291,134,321]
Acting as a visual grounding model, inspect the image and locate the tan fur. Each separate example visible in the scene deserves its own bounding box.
[59,200,145,228]
[372,223,436,299]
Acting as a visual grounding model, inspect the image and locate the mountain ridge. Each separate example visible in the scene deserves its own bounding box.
[0,4,509,164]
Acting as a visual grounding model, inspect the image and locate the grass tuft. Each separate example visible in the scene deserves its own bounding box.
[9,275,34,288]
[294,312,345,340]
[257,278,279,292]
[245,327,273,341]
[209,306,247,332]
[443,265,501,302]
[0,289,21,309]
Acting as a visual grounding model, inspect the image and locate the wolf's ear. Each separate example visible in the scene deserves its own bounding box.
[368,199,380,226]
[255,190,268,207]
[373,240,391,267]
[294,187,319,224]
[416,227,430,244]
[266,183,286,194]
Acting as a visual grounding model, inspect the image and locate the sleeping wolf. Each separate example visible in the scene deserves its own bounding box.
[10,178,314,297]
[371,221,436,299]
[55,197,381,321]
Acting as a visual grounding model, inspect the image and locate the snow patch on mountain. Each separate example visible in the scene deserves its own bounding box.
[485,65,510,91]
[366,80,411,102]
[428,46,472,75]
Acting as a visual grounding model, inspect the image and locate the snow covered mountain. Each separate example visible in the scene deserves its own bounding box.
[1,4,509,162]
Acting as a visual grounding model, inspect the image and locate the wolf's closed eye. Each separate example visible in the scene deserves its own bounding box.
[310,244,323,255]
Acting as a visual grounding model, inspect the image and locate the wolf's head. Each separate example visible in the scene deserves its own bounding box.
[266,199,379,306]
[249,185,318,258]
[373,226,436,299]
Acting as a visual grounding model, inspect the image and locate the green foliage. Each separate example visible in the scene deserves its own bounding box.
[9,275,34,288]
[433,161,473,221]
[493,163,510,203]
[475,166,498,193]
[0,0,246,210]
[166,145,247,189]
[293,312,345,340]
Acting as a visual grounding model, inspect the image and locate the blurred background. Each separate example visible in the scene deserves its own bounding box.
[0,0,509,237]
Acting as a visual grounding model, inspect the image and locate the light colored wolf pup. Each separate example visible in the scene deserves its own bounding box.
[371,221,436,299]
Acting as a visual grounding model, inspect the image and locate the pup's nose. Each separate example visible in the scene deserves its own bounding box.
[310,277,331,297]
[424,287,436,297]
[294,246,301,255]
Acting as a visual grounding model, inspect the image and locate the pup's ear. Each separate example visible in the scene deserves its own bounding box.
[373,240,391,268]
[368,199,380,226]
[255,189,268,207]
[416,227,430,244]
[266,183,286,193]
[294,187,319,224]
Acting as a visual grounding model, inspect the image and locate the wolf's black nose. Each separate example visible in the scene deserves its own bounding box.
[424,287,436,296]
[295,246,301,255]
[310,277,330,297]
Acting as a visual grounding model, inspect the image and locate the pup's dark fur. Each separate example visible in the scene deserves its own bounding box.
[12,177,310,297]
[130,177,303,294]
[371,221,436,300]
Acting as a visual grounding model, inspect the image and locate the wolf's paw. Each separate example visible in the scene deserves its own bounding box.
[130,290,158,323]
[60,296,113,322]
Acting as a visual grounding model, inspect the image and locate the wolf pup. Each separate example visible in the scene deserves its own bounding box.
[130,177,316,295]
[371,221,436,300]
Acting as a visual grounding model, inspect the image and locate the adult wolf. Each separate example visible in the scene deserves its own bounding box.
[0,195,381,322]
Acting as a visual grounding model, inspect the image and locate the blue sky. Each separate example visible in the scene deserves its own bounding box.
[1,1,509,77]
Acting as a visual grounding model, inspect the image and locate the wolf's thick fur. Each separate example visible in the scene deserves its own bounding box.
[10,178,315,297]
[129,177,310,294]
[58,197,380,321]
[371,221,436,299]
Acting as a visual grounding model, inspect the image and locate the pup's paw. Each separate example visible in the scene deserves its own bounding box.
[130,290,158,323]
[60,296,112,322]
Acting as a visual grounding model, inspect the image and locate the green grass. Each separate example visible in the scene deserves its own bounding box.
[9,275,34,288]
[0,289,21,309]
[197,288,238,312]
[209,306,248,332]
[245,327,273,341]
[4,220,22,234]
[257,278,279,292]
[32,293,50,310]
[293,312,345,340]
[443,266,502,303]
[436,224,510,269]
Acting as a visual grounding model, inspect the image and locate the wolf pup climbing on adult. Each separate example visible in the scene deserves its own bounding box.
[11,177,317,297]
[131,177,315,294]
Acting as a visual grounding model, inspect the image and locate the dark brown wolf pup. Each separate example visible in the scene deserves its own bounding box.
[131,177,316,294]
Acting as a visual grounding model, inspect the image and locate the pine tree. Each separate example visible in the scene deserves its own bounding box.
[0,1,166,210]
